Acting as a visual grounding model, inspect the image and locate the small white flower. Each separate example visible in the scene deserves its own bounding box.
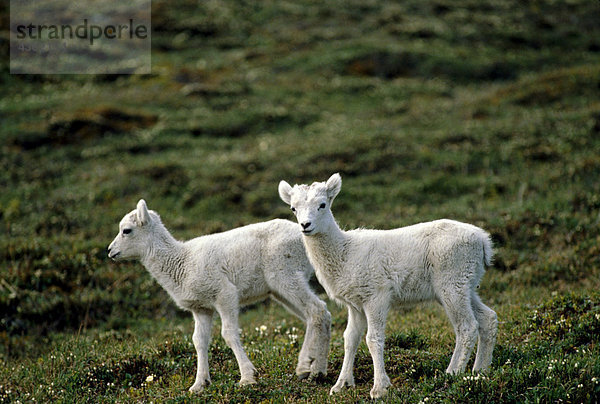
[145,375,155,383]
[288,333,298,345]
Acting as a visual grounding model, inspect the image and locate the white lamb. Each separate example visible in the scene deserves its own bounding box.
[107,199,331,392]
[278,174,497,399]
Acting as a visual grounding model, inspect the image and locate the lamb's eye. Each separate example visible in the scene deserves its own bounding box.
[122,228,132,235]
[318,203,326,210]
[291,207,296,213]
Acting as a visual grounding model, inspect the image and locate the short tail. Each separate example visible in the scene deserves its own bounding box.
[482,232,494,267]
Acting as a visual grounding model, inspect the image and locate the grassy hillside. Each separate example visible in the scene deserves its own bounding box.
[1,0,600,402]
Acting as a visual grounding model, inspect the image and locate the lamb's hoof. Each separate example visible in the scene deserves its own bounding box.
[369,385,388,399]
[298,371,327,383]
[310,360,328,378]
[297,372,311,381]
[238,377,257,386]
[309,371,328,384]
[189,379,210,393]
[329,378,354,395]
[369,378,391,399]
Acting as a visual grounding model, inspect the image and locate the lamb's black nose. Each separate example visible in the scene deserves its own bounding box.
[301,222,311,230]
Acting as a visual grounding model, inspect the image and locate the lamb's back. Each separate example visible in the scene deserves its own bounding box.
[345,219,490,273]
[341,219,490,304]
[184,219,310,281]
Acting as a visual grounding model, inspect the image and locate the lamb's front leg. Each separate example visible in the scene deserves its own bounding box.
[215,289,257,385]
[189,308,214,393]
[364,304,392,399]
[330,306,367,395]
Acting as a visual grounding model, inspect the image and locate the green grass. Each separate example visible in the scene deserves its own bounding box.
[2,0,600,401]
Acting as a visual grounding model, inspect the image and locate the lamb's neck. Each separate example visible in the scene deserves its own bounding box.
[141,230,188,290]
[303,217,349,276]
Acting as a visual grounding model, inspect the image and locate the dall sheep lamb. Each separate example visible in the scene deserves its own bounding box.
[107,199,331,392]
[278,174,497,399]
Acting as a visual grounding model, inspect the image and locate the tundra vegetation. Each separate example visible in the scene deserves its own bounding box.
[1,0,600,402]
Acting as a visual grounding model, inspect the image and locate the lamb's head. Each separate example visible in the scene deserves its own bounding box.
[108,199,161,261]
[278,173,342,236]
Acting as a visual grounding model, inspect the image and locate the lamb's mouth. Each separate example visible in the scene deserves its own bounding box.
[109,251,121,260]
[302,229,314,235]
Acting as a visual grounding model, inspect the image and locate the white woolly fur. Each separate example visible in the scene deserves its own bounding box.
[108,199,331,392]
[279,173,497,399]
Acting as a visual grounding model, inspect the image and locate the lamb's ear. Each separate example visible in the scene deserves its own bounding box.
[325,173,342,202]
[278,180,293,205]
[136,199,151,226]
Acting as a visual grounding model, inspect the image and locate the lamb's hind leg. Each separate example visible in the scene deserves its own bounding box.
[439,288,479,374]
[215,286,257,385]
[271,275,331,379]
[471,292,498,373]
